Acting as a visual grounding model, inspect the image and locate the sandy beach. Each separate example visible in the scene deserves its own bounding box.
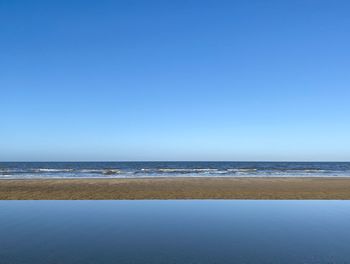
[1,177,350,200]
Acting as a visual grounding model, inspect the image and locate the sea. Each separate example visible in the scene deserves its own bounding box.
[0,161,350,179]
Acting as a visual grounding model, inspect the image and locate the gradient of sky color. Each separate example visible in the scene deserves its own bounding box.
[1,0,350,161]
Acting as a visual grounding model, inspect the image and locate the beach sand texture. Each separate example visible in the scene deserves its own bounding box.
[1,177,350,200]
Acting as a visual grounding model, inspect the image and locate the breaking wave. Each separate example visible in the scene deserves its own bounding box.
[1,162,350,179]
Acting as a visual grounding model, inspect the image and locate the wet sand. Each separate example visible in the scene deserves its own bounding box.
[1,177,350,200]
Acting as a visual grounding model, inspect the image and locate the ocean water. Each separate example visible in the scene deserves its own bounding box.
[0,201,350,264]
[1,162,350,179]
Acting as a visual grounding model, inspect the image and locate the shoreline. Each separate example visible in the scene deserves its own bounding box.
[1,177,350,200]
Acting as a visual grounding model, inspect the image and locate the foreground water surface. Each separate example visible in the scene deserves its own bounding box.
[0,201,350,263]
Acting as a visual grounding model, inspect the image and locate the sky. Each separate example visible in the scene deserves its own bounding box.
[1,0,350,161]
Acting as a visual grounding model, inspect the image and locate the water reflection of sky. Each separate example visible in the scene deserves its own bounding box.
[1,201,350,264]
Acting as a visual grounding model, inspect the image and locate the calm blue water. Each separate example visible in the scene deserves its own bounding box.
[1,162,350,179]
[0,201,350,263]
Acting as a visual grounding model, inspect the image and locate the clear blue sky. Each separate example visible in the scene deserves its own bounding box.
[1,0,349,161]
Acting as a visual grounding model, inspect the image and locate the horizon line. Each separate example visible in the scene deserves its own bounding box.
[1,160,349,163]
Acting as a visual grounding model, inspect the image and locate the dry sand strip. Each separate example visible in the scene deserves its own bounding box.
[1,177,350,200]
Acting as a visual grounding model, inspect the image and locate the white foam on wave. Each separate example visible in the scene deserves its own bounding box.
[158,168,218,173]
[227,169,258,172]
[34,169,74,172]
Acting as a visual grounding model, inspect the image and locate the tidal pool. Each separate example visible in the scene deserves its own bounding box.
[0,201,349,263]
